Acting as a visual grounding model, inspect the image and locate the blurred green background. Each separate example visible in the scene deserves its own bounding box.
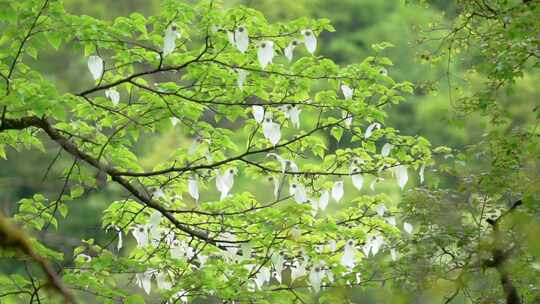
[1,0,538,303]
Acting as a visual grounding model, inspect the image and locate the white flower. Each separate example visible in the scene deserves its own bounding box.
[351,167,364,191]
[267,176,280,199]
[364,122,381,139]
[152,188,166,200]
[257,41,274,69]
[341,84,353,100]
[254,266,271,290]
[262,116,281,146]
[271,252,285,283]
[403,222,413,234]
[287,105,301,128]
[301,29,317,54]
[419,164,425,184]
[131,224,149,248]
[284,39,301,62]
[376,203,386,217]
[390,248,399,261]
[386,216,397,226]
[340,240,357,269]
[328,239,337,251]
[309,264,324,293]
[156,271,172,290]
[290,259,307,283]
[106,225,123,251]
[267,153,297,173]
[318,190,329,210]
[252,105,264,123]
[394,165,408,190]
[343,111,353,128]
[105,88,120,106]
[370,235,384,255]
[188,176,199,202]
[149,211,162,228]
[135,270,153,294]
[236,69,248,91]
[87,55,103,80]
[171,117,179,126]
[233,26,249,53]
[289,183,307,203]
[381,143,393,157]
[163,25,180,56]
[331,181,344,202]
[215,168,235,200]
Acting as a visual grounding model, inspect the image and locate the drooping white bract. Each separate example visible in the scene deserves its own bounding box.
[328,239,337,251]
[284,40,300,62]
[152,188,166,200]
[309,264,324,293]
[188,176,199,202]
[381,143,393,157]
[156,271,172,290]
[394,165,408,190]
[343,111,353,128]
[215,168,235,200]
[290,259,307,283]
[268,176,280,199]
[257,41,274,69]
[106,225,123,251]
[419,164,425,184]
[390,248,399,261]
[135,270,154,294]
[403,222,414,234]
[364,122,381,139]
[254,266,271,290]
[271,252,285,283]
[131,224,149,248]
[163,25,180,56]
[252,105,264,123]
[341,84,354,100]
[234,26,249,53]
[289,183,308,204]
[331,181,344,202]
[370,235,384,255]
[376,203,387,217]
[236,69,248,91]
[170,117,179,126]
[87,55,103,80]
[262,115,281,146]
[301,29,317,54]
[241,243,252,261]
[318,190,329,210]
[105,88,120,106]
[386,216,397,227]
[267,153,287,173]
[149,211,162,228]
[351,167,364,191]
[340,240,357,269]
[287,105,301,128]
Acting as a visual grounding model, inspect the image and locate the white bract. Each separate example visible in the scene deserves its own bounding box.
[394,165,408,189]
[87,55,103,80]
[262,115,281,146]
[236,69,248,91]
[309,264,324,293]
[254,266,271,290]
[284,40,300,62]
[351,167,364,190]
[419,164,425,184]
[386,216,397,226]
[381,143,393,157]
[135,270,154,294]
[331,181,344,202]
[289,183,308,203]
[188,176,199,202]
[105,88,120,106]
[252,105,264,123]
[365,122,381,139]
[170,117,179,126]
[391,248,399,261]
[131,225,149,248]
[318,190,329,210]
[233,26,249,53]
[287,105,301,128]
[340,240,357,269]
[341,84,353,100]
[404,222,414,234]
[163,25,180,56]
[156,271,172,290]
[376,203,387,217]
[290,259,307,283]
[215,168,235,200]
[301,29,317,54]
[257,41,274,69]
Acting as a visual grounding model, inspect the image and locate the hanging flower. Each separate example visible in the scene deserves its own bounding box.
[376,203,386,217]
[215,168,235,200]
[87,55,103,80]
[163,24,180,57]
[236,69,248,91]
[289,183,307,203]
[188,176,199,202]
[331,181,344,202]
[419,164,425,184]
[342,111,353,128]
[365,122,381,139]
[268,176,280,199]
[105,88,120,106]
[271,252,285,283]
[309,264,324,293]
[301,29,317,54]
[152,187,166,200]
[340,240,357,269]
[156,271,172,290]
[394,165,408,189]
[135,270,154,294]
[262,115,281,146]
[284,39,300,62]
[252,105,264,123]
[287,105,301,128]
[233,26,249,53]
[351,167,364,191]
[290,259,307,283]
[403,222,413,234]
[254,266,271,290]
[171,117,179,126]
[131,224,149,248]
[341,84,353,100]
[381,143,393,157]
[390,248,399,261]
[257,41,274,69]
[106,225,123,251]
[386,216,397,227]
[318,190,329,210]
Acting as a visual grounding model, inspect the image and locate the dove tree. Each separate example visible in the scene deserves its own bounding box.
[0,0,431,303]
